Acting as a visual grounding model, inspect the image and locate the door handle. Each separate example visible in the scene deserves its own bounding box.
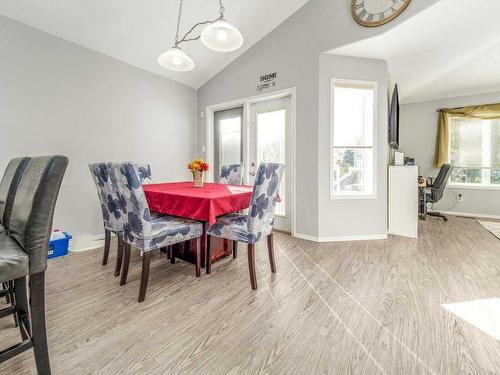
[249,172,255,176]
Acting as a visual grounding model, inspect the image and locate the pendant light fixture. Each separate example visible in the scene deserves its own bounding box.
[158,0,244,72]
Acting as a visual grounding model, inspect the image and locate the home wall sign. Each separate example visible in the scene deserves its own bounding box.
[257,72,277,92]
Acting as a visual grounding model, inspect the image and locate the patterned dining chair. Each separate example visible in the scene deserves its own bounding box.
[219,164,244,185]
[207,163,285,290]
[89,162,154,276]
[110,162,203,302]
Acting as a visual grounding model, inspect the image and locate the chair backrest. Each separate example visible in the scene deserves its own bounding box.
[110,162,152,242]
[0,157,30,231]
[137,164,152,184]
[247,163,285,243]
[219,164,244,185]
[9,156,68,274]
[88,162,123,232]
[430,164,453,201]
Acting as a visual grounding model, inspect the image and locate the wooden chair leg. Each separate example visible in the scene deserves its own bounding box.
[247,244,257,290]
[3,282,10,304]
[232,241,238,259]
[170,244,176,264]
[14,277,30,339]
[30,272,51,375]
[195,237,201,277]
[120,243,131,286]
[102,229,111,266]
[114,236,124,277]
[167,245,172,260]
[206,235,212,274]
[138,252,151,303]
[267,233,276,273]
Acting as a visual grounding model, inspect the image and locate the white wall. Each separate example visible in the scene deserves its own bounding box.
[400,91,500,218]
[0,16,197,237]
[318,55,389,239]
[197,0,437,239]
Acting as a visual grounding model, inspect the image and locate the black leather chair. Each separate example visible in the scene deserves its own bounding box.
[0,155,68,374]
[420,164,453,221]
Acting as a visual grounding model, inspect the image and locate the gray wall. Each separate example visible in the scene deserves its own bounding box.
[400,91,500,217]
[0,16,197,237]
[318,55,389,238]
[197,0,436,238]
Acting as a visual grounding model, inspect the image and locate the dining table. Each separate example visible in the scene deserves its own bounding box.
[143,181,254,268]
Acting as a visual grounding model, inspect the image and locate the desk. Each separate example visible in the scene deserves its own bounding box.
[388,166,418,238]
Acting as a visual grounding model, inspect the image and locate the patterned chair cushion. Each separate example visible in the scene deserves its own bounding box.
[137,164,152,184]
[219,164,244,185]
[111,162,201,252]
[208,163,284,244]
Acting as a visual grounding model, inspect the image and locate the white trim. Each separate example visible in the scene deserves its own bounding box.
[447,183,500,191]
[295,232,387,243]
[205,87,297,237]
[70,233,107,252]
[330,78,378,200]
[440,211,500,220]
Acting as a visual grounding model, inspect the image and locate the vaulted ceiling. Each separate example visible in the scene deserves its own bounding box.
[329,0,500,104]
[0,0,310,88]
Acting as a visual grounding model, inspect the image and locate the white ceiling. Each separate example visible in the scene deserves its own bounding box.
[329,0,500,104]
[0,0,310,89]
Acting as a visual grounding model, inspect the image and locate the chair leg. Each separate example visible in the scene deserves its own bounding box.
[170,244,176,264]
[102,229,111,266]
[195,237,201,277]
[247,244,257,290]
[206,235,212,274]
[30,272,51,375]
[8,280,18,327]
[3,282,10,304]
[232,241,238,259]
[114,236,124,277]
[167,245,172,260]
[14,277,30,339]
[138,252,151,303]
[267,233,276,273]
[120,243,131,286]
[428,211,448,221]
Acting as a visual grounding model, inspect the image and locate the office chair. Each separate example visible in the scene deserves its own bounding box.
[420,164,453,221]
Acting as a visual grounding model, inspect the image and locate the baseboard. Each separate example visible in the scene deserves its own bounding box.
[440,211,500,220]
[70,233,108,252]
[294,232,388,243]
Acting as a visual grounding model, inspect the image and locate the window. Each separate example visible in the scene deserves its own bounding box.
[449,117,500,187]
[331,79,376,199]
[214,107,243,181]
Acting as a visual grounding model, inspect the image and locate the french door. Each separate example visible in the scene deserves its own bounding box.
[212,96,292,232]
[248,97,292,232]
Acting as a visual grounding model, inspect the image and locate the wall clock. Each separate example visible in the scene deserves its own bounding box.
[352,0,412,27]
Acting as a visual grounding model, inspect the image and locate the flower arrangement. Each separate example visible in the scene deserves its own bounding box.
[187,158,209,187]
[187,159,209,172]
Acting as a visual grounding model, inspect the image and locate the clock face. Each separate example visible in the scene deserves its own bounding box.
[352,0,412,27]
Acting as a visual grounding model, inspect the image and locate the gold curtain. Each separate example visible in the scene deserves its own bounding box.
[434,103,500,167]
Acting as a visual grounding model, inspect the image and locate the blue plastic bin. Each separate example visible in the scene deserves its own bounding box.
[48,232,72,259]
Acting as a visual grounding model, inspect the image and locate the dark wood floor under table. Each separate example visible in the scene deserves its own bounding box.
[2,217,500,374]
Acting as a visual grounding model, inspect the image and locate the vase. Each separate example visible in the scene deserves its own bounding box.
[192,170,204,188]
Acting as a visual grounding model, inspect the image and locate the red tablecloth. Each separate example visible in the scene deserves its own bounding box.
[143,182,253,225]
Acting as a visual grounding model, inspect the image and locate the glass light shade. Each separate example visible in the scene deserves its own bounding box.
[200,20,243,52]
[157,47,194,71]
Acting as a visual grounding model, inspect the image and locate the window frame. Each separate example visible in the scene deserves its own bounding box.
[447,115,500,190]
[330,78,378,200]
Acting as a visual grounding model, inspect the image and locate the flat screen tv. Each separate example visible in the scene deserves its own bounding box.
[389,84,399,149]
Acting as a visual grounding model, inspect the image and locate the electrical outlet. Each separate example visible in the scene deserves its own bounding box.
[457,193,463,202]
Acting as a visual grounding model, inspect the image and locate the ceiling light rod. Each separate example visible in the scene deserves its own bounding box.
[173,0,225,47]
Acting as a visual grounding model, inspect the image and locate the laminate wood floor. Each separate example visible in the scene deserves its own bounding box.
[2,217,500,374]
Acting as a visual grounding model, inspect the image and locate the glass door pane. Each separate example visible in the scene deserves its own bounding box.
[214,107,243,182]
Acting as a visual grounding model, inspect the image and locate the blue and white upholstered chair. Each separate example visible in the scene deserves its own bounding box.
[111,162,203,302]
[219,164,244,185]
[207,163,285,289]
[89,162,154,276]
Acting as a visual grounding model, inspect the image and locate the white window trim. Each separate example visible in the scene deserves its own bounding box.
[447,116,499,188]
[330,78,378,200]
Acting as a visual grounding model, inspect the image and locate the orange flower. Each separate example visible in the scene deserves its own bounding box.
[187,159,209,172]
